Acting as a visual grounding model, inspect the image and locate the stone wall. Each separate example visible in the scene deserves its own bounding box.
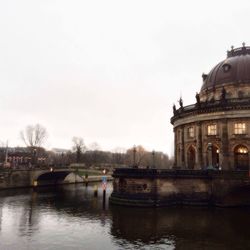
[0,170,31,189]
[110,169,250,207]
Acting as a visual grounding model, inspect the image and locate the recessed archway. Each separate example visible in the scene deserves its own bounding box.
[234,145,249,170]
[187,146,196,169]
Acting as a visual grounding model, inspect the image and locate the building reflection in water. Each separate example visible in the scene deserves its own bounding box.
[0,201,2,232]
[110,205,250,249]
[18,191,41,237]
[1,185,250,249]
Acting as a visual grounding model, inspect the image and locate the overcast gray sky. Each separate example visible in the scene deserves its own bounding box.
[0,0,249,155]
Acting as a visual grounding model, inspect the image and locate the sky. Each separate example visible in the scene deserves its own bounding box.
[0,0,250,155]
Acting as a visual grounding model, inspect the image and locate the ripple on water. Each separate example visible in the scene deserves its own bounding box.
[1,186,250,250]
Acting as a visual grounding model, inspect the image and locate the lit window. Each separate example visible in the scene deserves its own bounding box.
[234,123,246,134]
[236,146,248,154]
[188,127,194,138]
[208,124,217,135]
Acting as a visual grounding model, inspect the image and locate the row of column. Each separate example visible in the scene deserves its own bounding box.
[174,119,229,169]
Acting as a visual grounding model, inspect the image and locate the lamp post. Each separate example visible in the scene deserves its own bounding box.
[32,148,37,168]
[133,145,136,168]
[61,152,64,167]
[152,150,155,169]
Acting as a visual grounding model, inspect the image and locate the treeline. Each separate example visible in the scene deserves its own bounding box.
[1,124,173,169]
[49,145,173,169]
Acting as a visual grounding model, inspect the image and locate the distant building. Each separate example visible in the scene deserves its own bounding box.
[0,147,47,167]
[51,148,70,155]
[171,44,250,170]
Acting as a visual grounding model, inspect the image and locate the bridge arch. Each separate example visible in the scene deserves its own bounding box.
[32,169,74,186]
[36,171,71,183]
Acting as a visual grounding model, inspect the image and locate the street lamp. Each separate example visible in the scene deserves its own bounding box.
[133,145,136,168]
[152,150,155,169]
[32,148,37,167]
[61,152,64,167]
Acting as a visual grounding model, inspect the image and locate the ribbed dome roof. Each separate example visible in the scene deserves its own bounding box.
[201,45,250,91]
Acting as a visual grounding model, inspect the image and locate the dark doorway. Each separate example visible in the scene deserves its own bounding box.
[187,146,195,169]
[234,145,249,170]
[212,146,220,168]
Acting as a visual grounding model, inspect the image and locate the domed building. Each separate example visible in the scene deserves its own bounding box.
[171,44,250,170]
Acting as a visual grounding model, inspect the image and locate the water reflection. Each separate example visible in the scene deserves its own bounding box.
[0,201,2,232]
[110,205,250,249]
[0,184,250,250]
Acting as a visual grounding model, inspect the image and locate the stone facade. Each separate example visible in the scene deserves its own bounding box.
[171,45,250,170]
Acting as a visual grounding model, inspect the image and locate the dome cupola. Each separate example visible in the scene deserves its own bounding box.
[201,43,250,91]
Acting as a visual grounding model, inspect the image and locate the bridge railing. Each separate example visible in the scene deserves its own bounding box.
[0,164,71,172]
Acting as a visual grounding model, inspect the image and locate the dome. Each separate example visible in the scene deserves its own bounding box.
[201,45,250,91]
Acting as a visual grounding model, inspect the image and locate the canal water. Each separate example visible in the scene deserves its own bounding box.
[0,183,250,250]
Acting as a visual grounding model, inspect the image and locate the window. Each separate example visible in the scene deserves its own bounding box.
[188,127,194,138]
[234,123,246,134]
[236,146,248,154]
[178,130,181,141]
[208,124,217,135]
[222,63,231,73]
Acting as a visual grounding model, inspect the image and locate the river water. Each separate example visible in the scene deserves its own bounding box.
[0,183,250,250]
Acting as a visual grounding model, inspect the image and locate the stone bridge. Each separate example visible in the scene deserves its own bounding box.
[110,168,250,207]
[0,167,83,188]
[31,168,76,186]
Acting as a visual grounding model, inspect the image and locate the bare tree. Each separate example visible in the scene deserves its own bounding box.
[126,145,147,167]
[72,137,86,163]
[153,152,173,169]
[125,146,173,169]
[20,124,48,147]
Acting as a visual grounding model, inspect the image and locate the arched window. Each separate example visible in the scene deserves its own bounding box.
[234,145,249,170]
